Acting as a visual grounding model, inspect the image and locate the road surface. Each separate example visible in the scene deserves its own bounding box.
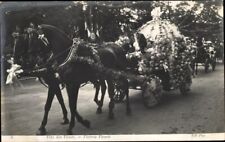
[1,64,224,135]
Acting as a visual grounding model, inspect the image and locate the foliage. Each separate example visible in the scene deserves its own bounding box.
[151,1,223,43]
[2,1,223,55]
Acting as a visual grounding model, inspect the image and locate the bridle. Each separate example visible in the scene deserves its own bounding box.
[24,27,75,89]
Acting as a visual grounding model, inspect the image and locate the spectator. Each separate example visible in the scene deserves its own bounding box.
[12,25,22,64]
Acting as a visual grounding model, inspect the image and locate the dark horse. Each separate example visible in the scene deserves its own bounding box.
[13,28,110,134]
[27,24,130,134]
[12,31,69,135]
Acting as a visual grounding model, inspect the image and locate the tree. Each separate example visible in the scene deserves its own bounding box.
[151,1,223,43]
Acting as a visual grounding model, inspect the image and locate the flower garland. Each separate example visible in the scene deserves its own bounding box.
[57,41,158,86]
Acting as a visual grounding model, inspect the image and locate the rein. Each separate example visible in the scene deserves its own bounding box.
[38,46,73,69]
[37,37,82,69]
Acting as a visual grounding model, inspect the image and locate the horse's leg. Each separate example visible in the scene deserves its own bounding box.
[195,63,198,75]
[99,80,107,107]
[72,85,90,128]
[106,79,115,119]
[66,84,90,134]
[54,84,69,125]
[38,86,55,135]
[96,79,107,114]
[124,79,131,115]
[66,84,78,135]
[93,80,101,106]
[74,111,90,129]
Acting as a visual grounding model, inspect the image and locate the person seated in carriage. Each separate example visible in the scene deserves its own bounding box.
[131,32,147,55]
[131,32,175,90]
[124,32,156,72]
[195,37,209,61]
[121,32,144,70]
[206,41,216,59]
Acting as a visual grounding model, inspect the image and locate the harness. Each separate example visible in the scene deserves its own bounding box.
[57,39,102,78]
[29,33,155,90]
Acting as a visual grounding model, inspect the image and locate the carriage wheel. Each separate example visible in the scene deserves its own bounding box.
[142,78,163,108]
[112,79,127,103]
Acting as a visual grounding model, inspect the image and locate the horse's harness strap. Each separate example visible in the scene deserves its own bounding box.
[57,41,102,72]
[38,34,49,46]
[57,44,78,70]
[56,38,84,69]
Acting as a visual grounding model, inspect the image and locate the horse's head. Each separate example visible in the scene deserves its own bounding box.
[35,24,73,65]
[27,26,53,67]
[12,26,51,70]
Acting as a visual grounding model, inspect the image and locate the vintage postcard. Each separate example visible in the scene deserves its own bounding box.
[1,1,224,141]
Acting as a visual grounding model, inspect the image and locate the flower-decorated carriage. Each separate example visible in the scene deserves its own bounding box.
[113,9,194,108]
[7,18,194,134]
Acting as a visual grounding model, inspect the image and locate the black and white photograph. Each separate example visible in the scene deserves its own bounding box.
[1,1,224,141]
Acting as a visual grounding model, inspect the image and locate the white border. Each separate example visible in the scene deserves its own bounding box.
[2,133,225,141]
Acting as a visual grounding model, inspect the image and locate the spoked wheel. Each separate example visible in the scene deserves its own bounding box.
[112,79,127,103]
[142,77,163,108]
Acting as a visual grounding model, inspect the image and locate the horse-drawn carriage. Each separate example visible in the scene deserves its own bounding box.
[111,17,193,108]
[8,12,193,134]
[191,40,216,75]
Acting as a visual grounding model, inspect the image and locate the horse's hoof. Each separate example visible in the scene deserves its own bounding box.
[66,129,73,135]
[108,113,114,120]
[99,102,103,107]
[61,118,69,125]
[37,128,46,135]
[83,120,91,128]
[94,100,101,106]
[96,108,102,114]
[97,101,101,106]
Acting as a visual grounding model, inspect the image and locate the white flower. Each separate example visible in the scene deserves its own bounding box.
[6,63,23,85]
[151,7,162,20]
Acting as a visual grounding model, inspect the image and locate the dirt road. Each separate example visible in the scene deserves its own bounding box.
[1,64,224,135]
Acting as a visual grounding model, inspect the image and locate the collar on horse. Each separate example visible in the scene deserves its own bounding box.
[32,35,101,75]
[57,38,102,73]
